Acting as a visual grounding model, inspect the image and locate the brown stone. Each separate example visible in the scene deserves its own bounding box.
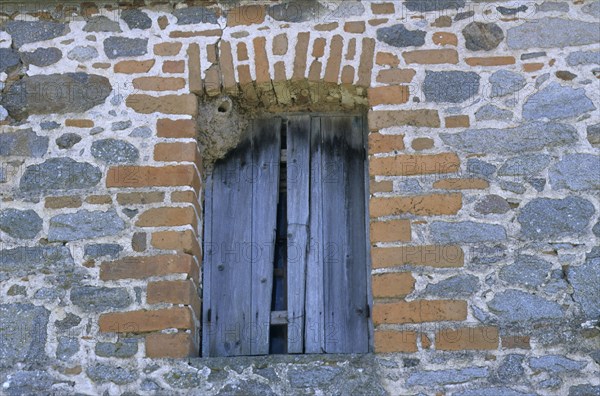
[114,60,155,74]
[373,300,467,324]
[146,332,195,358]
[157,15,168,30]
[369,132,405,153]
[154,42,182,56]
[433,178,489,190]
[371,2,395,14]
[92,63,110,69]
[344,21,365,33]
[45,196,82,209]
[100,254,198,282]
[465,56,516,66]
[370,219,411,242]
[376,69,417,84]
[157,119,196,138]
[65,119,93,128]
[368,110,440,130]
[368,86,410,106]
[375,331,417,353]
[369,19,388,26]
[502,335,531,350]
[132,232,146,252]
[85,195,112,205]
[445,115,470,128]
[99,307,193,333]
[369,153,460,176]
[227,5,266,27]
[411,137,434,151]
[163,61,185,74]
[403,49,458,64]
[132,77,186,91]
[372,245,464,269]
[126,94,197,116]
[314,22,338,31]
[370,180,393,193]
[432,32,458,46]
[116,192,164,205]
[523,63,544,72]
[432,16,452,27]
[372,273,416,298]
[370,193,462,217]
[273,33,288,55]
[435,326,499,351]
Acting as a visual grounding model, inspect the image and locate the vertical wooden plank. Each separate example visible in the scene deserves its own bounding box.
[205,136,254,356]
[250,118,281,355]
[320,116,369,353]
[362,118,375,352]
[305,117,325,353]
[286,115,311,353]
[201,174,213,357]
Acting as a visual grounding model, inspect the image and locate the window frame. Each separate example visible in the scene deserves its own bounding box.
[201,113,374,357]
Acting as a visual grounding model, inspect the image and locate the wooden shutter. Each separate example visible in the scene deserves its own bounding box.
[291,115,370,353]
[203,115,370,356]
[202,119,281,357]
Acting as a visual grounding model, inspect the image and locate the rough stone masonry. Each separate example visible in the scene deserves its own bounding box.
[0,0,599,395]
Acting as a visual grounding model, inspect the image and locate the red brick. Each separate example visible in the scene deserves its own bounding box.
[116,192,164,205]
[369,153,460,176]
[368,86,410,106]
[370,193,462,217]
[100,254,199,282]
[136,206,197,228]
[114,60,155,74]
[99,307,193,333]
[369,110,440,130]
[436,326,499,350]
[147,280,201,317]
[375,330,417,353]
[157,118,196,138]
[371,245,464,269]
[369,133,405,154]
[145,332,196,358]
[106,165,200,192]
[154,42,182,56]
[373,300,467,324]
[154,142,200,164]
[370,220,411,242]
[126,94,197,116]
[151,230,202,259]
[372,272,415,298]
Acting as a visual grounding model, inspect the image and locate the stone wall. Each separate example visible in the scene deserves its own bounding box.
[0,0,599,395]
